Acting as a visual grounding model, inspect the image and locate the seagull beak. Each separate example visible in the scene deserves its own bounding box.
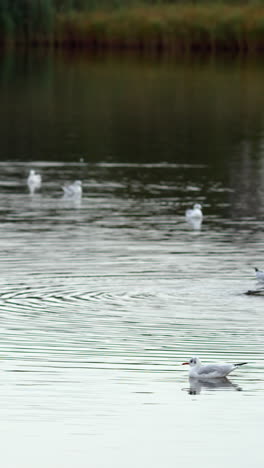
[182,362,189,365]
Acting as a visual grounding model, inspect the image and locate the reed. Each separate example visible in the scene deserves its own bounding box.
[2,2,264,52]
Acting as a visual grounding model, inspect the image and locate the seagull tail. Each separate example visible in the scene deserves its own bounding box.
[234,362,248,367]
[255,267,259,272]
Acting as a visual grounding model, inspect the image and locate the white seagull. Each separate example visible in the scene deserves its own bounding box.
[62,180,82,200]
[254,267,264,282]
[182,356,247,379]
[27,169,42,195]
[185,203,203,220]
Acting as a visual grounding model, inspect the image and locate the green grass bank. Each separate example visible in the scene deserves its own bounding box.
[3,4,264,52]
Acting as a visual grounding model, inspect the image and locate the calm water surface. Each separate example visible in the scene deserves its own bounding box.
[0,51,264,468]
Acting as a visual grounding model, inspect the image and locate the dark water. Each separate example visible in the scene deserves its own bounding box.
[0,51,264,468]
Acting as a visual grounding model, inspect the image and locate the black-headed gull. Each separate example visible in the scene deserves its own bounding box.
[62,180,82,200]
[254,267,264,282]
[182,356,247,379]
[185,203,203,220]
[27,169,42,195]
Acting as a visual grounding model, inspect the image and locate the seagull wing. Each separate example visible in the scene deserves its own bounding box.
[63,184,75,196]
[256,270,264,281]
[197,364,233,377]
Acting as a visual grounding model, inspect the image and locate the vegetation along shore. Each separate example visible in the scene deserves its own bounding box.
[1,1,264,53]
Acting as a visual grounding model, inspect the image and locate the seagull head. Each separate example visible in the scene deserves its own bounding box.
[182,356,201,367]
[74,180,82,186]
[193,204,202,210]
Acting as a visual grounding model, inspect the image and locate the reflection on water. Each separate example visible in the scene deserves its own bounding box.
[186,377,242,395]
[0,51,263,468]
[186,216,203,231]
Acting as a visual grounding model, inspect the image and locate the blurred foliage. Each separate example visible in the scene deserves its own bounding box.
[1,0,264,50]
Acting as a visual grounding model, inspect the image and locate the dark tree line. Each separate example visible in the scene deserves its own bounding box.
[0,1,172,40]
[0,0,248,42]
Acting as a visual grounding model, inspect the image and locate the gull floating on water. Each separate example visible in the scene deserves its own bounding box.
[27,169,42,195]
[254,267,264,282]
[62,180,82,200]
[182,356,247,379]
[245,267,264,294]
[185,203,203,220]
[185,203,203,230]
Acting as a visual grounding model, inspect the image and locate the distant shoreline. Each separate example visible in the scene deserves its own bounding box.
[2,5,264,53]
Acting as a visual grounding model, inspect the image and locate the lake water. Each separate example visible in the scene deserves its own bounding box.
[0,50,263,468]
